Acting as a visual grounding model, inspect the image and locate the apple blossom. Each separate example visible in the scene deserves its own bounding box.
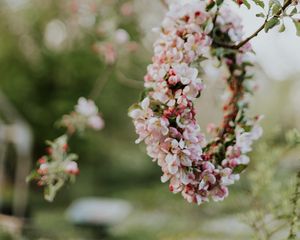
[28,97,104,201]
[129,0,263,205]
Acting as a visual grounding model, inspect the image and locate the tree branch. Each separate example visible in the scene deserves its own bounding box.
[160,0,168,8]
[215,0,293,50]
[89,65,114,101]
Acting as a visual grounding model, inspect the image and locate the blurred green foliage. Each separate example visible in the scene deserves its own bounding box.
[0,0,159,205]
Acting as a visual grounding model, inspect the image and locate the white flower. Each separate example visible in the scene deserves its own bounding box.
[236,130,254,153]
[75,97,99,117]
[166,153,180,174]
[64,161,79,175]
[114,29,129,44]
[39,163,49,172]
[88,115,104,130]
[128,97,153,120]
[250,124,263,140]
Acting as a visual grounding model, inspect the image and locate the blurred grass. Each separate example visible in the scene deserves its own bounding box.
[27,183,253,240]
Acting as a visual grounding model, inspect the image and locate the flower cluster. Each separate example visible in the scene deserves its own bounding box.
[64,0,139,65]
[129,1,262,205]
[28,135,79,202]
[28,97,104,201]
[93,28,138,65]
[61,97,104,134]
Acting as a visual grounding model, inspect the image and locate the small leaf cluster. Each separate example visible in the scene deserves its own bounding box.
[237,0,300,36]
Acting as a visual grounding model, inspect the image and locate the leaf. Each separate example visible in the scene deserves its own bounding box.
[233,164,248,174]
[206,1,215,11]
[264,17,280,32]
[26,170,39,182]
[272,3,281,15]
[293,19,300,36]
[65,153,78,161]
[269,0,281,8]
[279,23,286,32]
[290,7,298,16]
[256,12,265,18]
[243,0,251,9]
[216,0,224,6]
[128,103,141,113]
[252,0,265,8]
[139,88,153,101]
[286,128,300,146]
[213,47,225,58]
[242,61,254,67]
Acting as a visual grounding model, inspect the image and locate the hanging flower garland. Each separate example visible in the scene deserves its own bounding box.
[129,0,263,205]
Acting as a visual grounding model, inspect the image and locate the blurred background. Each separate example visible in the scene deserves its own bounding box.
[0,0,299,239]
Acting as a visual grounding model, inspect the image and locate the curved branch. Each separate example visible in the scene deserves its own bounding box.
[89,65,114,101]
[116,71,144,89]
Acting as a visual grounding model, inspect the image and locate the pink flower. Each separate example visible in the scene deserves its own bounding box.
[64,161,79,175]
[88,115,104,130]
[120,2,134,17]
[211,186,229,202]
[74,97,105,131]
[166,153,180,175]
[38,163,49,175]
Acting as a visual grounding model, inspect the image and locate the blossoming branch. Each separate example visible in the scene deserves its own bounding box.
[27,97,104,202]
[129,0,270,205]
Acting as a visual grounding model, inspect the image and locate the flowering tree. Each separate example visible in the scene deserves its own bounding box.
[129,0,300,205]
[26,0,300,207]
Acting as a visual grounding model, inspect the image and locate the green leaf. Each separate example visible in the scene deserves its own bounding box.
[252,0,265,8]
[269,0,281,8]
[213,47,225,58]
[243,0,251,9]
[128,103,141,114]
[65,153,78,161]
[26,170,39,182]
[242,61,254,67]
[286,128,300,146]
[216,0,224,6]
[279,23,286,32]
[256,12,265,18]
[264,17,280,32]
[233,164,248,174]
[290,7,298,16]
[293,19,300,36]
[206,1,215,11]
[272,3,281,15]
[139,88,153,101]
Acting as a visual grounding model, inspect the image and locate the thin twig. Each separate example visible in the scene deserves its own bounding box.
[89,65,114,100]
[160,0,168,8]
[212,7,220,27]
[116,71,143,89]
[267,222,288,239]
[209,7,220,36]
